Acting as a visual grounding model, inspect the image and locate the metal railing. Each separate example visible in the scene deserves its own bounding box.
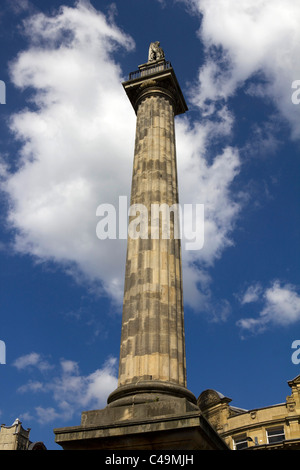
[128,61,172,81]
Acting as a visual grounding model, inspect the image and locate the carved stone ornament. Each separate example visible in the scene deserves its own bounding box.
[140,79,157,89]
[148,41,165,62]
[286,395,296,412]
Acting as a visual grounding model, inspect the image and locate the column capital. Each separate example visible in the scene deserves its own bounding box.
[122,60,188,116]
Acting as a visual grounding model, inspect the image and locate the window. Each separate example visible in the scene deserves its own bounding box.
[266,426,285,444]
[233,434,249,450]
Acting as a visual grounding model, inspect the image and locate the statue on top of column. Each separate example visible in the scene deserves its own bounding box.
[148,41,165,63]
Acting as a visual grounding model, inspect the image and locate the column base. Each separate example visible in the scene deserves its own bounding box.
[107,381,197,407]
[54,383,228,450]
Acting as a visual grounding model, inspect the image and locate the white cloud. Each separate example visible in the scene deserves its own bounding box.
[50,357,118,412]
[0,1,243,315]
[175,0,300,314]
[13,352,53,372]
[239,283,263,304]
[18,380,44,394]
[3,1,135,304]
[176,115,242,314]
[262,282,300,326]
[16,354,118,423]
[35,407,60,424]
[182,0,300,139]
[237,280,300,333]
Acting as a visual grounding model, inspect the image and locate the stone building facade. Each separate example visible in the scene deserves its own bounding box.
[198,374,300,450]
[0,419,46,450]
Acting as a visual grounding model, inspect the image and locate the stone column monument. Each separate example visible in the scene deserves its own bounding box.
[54,43,228,450]
[109,41,190,406]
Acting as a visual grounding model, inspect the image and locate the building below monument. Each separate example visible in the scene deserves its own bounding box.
[198,374,300,450]
[0,419,46,450]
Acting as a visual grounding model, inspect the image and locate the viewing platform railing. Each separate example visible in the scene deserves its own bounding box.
[128,61,172,81]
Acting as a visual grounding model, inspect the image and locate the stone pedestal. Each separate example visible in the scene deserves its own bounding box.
[54,390,227,450]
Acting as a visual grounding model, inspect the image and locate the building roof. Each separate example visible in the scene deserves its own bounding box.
[198,389,232,411]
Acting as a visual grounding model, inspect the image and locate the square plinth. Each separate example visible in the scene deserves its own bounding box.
[54,397,228,450]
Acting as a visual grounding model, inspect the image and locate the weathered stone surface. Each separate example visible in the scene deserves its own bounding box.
[54,398,228,450]
[118,89,186,388]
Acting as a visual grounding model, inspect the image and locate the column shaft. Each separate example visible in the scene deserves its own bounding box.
[118,90,186,388]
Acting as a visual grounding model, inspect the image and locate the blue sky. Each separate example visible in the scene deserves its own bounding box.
[0,0,299,450]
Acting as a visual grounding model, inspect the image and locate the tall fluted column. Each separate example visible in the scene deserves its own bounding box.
[108,51,193,406]
[119,91,186,387]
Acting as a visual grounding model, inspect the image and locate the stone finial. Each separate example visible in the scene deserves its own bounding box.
[148,41,165,62]
[12,418,22,426]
